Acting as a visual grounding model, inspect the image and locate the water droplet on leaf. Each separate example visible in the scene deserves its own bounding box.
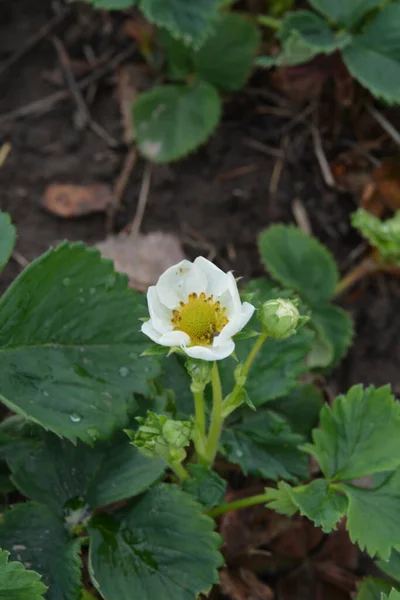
[119,366,129,377]
[70,413,82,423]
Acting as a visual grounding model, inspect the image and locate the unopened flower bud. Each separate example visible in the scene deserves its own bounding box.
[259,298,305,339]
[186,358,212,393]
[130,411,192,463]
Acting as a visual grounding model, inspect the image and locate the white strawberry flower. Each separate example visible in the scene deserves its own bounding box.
[141,257,255,361]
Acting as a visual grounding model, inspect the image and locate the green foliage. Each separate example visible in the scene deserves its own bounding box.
[129,410,192,462]
[343,5,400,104]
[0,243,160,443]
[356,578,393,600]
[266,479,348,532]
[268,382,324,438]
[76,0,136,8]
[0,211,16,273]
[220,326,314,406]
[191,13,260,91]
[133,81,221,162]
[352,209,400,265]
[0,503,83,600]
[258,225,338,304]
[304,385,400,481]
[8,432,165,513]
[341,471,400,559]
[0,550,47,600]
[378,549,400,582]
[88,485,222,600]
[308,0,382,28]
[183,464,227,509]
[309,303,353,367]
[221,410,309,482]
[140,0,220,48]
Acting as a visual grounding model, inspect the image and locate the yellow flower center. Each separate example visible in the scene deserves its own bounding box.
[171,292,228,346]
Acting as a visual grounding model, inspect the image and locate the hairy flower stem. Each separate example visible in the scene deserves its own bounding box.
[204,362,224,466]
[193,388,208,464]
[222,333,268,415]
[207,493,270,518]
[170,460,190,481]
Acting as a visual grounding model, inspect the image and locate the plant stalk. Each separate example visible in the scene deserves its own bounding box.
[170,460,190,481]
[204,362,224,466]
[207,493,270,518]
[334,257,380,298]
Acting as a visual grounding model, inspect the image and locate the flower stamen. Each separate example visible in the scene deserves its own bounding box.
[171,293,228,346]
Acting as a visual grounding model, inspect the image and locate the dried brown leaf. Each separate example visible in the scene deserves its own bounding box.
[96,230,185,291]
[43,183,114,218]
[220,568,274,600]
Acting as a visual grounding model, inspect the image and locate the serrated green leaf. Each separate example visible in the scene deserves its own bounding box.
[280,10,351,52]
[266,479,347,532]
[9,431,165,512]
[308,0,382,28]
[133,81,221,163]
[388,590,400,600]
[356,578,393,600]
[256,31,320,68]
[0,416,41,462]
[88,484,222,600]
[343,5,400,104]
[192,13,260,91]
[309,303,353,368]
[291,479,347,532]
[341,471,400,560]
[183,464,227,509]
[305,385,400,481]
[221,410,308,482]
[0,212,16,273]
[0,549,47,600]
[378,549,400,582]
[0,243,160,443]
[268,382,324,438]
[219,324,314,407]
[352,209,400,265]
[158,29,194,80]
[76,0,136,8]
[139,0,219,48]
[0,503,82,600]
[258,225,338,304]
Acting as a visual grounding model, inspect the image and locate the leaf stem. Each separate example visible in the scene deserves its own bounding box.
[222,333,267,415]
[204,362,224,466]
[257,15,282,29]
[194,389,206,441]
[170,460,190,481]
[207,493,269,518]
[334,257,380,298]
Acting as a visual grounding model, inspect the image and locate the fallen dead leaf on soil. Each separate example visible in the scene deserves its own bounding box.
[43,183,114,218]
[96,230,185,291]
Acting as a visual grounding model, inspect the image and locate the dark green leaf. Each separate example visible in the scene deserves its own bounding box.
[0,503,82,600]
[268,383,324,438]
[220,325,314,407]
[139,0,219,48]
[133,81,221,163]
[9,432,165,512]
[304,385,400,481]
[343,6,400,105]
[378,549,400,582]
[341,472,400,560]
[309,0,382,28]
[158,29,193,80]
[356,578,394,600]
[183,464,227,509]
[221,410,308,482]
[89,484,222,600]
[0,212,16,273]
[193,13,260,91]
[258,225,338,304]
[309,303,353,367]
[0,549,47,600]
[279,10,351,53]
[0,243,160,443]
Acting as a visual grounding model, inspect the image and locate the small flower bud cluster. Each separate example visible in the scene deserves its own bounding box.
[131,411,193,464]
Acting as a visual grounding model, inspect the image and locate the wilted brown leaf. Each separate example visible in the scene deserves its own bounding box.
[220,568,274,600]
[96,230,185,291]
[43,183,114,218]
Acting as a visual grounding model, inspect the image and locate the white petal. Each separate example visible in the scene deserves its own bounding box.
[147,286,173,334]
[184,339,235,361]
[183,262,208,296]
[194,256,229,296]
[159,330,190,346]
[156,259,193,308]
[141,320,163,343]
[226,272,242,313]
[214,302,255,346]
